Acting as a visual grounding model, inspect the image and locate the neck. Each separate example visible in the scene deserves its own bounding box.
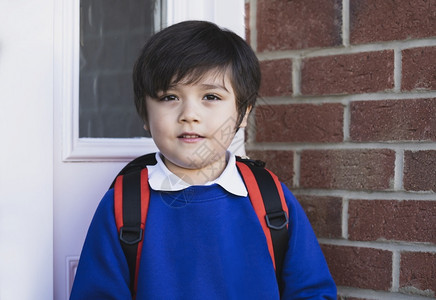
[163,155,228,185]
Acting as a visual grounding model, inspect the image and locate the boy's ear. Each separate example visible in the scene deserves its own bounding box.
[143,116,150,131]
[239,106,252,128]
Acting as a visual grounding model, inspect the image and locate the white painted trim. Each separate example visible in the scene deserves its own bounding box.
[60,0,245,162]
[60,0,159,162]
[166,0,245,38]
[66,256,79,299]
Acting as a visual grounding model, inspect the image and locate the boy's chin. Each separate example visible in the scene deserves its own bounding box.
[166,158,221,171]
[162,154,227,179]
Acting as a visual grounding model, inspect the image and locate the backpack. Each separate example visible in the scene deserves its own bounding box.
[110,153,289,298]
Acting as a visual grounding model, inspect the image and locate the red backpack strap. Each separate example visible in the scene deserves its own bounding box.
[114,168,150,299]
[236,159,289,290]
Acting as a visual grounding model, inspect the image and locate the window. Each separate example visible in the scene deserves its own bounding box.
[79,0,164,138]
[58,0,245,161]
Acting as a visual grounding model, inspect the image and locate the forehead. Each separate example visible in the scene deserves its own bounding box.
[169,67,234,90]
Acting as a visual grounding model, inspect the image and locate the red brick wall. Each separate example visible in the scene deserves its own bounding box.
[245,0,436,299]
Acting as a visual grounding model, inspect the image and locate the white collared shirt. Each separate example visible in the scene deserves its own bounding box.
[148,152,248,197]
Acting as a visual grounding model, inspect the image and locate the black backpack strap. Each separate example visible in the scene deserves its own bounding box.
[236,157,289,292]
[113,156,154,299]
[110,152,157,189]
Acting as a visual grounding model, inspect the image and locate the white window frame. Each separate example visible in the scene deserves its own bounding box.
[58,0,245,162]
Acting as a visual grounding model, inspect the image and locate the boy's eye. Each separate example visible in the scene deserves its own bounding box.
[159,95,178,102]
[203,94,221,101]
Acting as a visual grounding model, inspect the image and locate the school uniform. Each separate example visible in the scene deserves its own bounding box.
[70,153,336,299]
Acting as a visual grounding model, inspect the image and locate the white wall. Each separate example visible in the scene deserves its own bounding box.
[0,1,54,299]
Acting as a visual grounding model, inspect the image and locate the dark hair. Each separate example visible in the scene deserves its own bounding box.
[133,20,261,127]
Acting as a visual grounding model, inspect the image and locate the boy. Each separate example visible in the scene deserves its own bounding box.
[71,20,336,299]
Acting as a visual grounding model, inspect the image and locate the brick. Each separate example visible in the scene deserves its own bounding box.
[400,252,436,297]
[350,99,436,142]
[404,150,436,192]
[257,0,342,51]
[300,149,395,190]
[350,0,436,44]
[255,103,344,143]
[245,150,294,187]
[301,51,394,95]
[348,200,436,243]
[322,244,392,290]
[402,47,436,91]
[298,195,342,238]
[259,59,292,97]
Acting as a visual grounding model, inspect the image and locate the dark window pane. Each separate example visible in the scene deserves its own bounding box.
[79,0,162,138]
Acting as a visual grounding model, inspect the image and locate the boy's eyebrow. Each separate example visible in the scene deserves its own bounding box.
[199,83,229,92]
[165,83,230,92]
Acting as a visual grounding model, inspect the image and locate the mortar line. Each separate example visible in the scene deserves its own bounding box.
[290,189,436,201]
[249,0,257,52]
[394,149,405,191]
[342,197,349,239]
[256,91,436,105]
[292,57,302,97]
[338,286,432,300]
[391,251,400,292]
[342,0,350,47]
[394,48,402,92]
[318,238,436,252]
[255,38,436,61]
[343,101,350,142]
[293,150,301,188]
[246,141,436,152]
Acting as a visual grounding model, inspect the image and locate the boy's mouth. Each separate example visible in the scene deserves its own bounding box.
[177,133,205,143]
[178,133,204,139]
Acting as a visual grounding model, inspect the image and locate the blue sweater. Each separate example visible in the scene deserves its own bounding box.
[71,183,336,299]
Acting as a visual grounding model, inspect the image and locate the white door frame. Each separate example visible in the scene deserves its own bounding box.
[60,0,245,162]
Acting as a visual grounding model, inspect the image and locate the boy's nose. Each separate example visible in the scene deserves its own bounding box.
[179,100,200,124]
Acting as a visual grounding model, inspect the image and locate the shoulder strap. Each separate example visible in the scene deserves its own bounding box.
[113,154,289,297]
[113,168,151,298]
[235,157,289,291]
[110,152,157,189]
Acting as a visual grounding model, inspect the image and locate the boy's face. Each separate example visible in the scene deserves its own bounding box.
[144,70,249,184]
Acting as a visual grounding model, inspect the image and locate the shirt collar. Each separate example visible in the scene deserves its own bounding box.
[148,152,247,197]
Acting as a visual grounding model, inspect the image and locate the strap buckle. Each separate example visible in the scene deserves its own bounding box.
[119,226,143,245]
[265,211,288,230]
